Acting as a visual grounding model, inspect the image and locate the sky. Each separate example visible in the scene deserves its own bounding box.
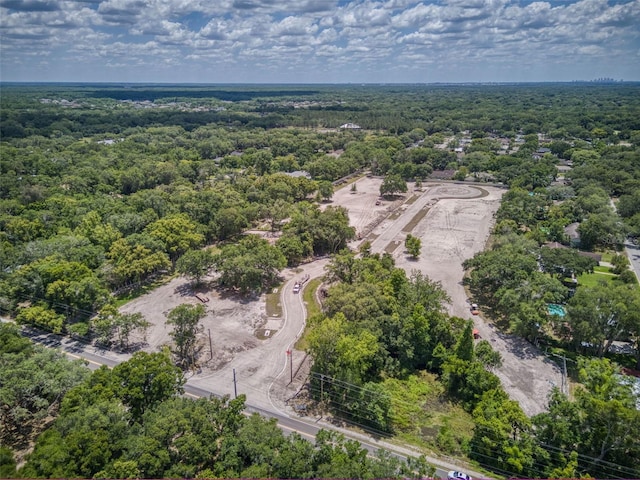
[1,0,639,84]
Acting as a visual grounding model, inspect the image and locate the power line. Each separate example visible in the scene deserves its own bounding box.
[307,371,639,478]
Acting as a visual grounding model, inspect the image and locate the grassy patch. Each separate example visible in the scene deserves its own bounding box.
[383,372,473,456]
[402,207,430,233]
[405,194,419,205]
[598,250,615,263]
[388,211,402,221]
[577,271,615,287]
[385,240,401,254]
[266,287,283,318]
[113,274,175,308]
[303,278,323,318]
[593,265,614,274]
[295,277,323,351]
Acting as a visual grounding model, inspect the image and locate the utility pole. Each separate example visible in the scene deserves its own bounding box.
[548,351,571,395]
[562,355,568,395]
[208,328,213,361]
[233,368,237,398]
[287,349,293,384]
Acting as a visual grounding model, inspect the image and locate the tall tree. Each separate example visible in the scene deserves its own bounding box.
[166,304,206,367]
[145,214,205,262]
[0,323,89,448]
[380,173,407,197]
[92,304,151,349]
[405,234,422,258]
[470,388,536,476]
[566,283,640,357]
[264,199,290,233]
[106,236,171,287]
[317,180,334,202]
[176,248,216,286]
[532,359,640,478]
[214,235,286,293]
[455,321,475,362]
[112,350,185,421]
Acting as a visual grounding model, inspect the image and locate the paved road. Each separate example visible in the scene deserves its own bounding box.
[0,300,481,478]
[610,199,639,283]
[624,238,640,283]
[184,258,330,415]
[4,317,483,479]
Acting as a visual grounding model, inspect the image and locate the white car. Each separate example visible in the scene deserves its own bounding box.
[292,283,301,294]
[447,471,471,480]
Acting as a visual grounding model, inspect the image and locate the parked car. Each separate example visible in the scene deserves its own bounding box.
[447,471,472,480]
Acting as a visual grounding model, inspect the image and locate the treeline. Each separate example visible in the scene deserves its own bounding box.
[0,324,434,479]
[460,164,640,476]
[2,83,640,478]
[307,251,640,478]
[3,83,640,139]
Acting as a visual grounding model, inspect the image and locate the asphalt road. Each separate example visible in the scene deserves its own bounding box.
[3,315,483,479]
[624,238,640,283]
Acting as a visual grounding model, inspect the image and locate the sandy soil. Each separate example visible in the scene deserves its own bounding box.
[119,275,266,372]
[121,176,561,417]
[332,178,562,416]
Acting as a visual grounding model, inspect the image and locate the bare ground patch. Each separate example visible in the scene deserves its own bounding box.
[119,275,268,374]
[334,181,562,416]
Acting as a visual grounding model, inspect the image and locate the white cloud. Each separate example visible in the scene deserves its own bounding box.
[0,0,638,82]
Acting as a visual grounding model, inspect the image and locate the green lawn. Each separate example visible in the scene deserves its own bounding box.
[593,265,614,274]
[577,271,615,287]
[294,277,323,351]
[598,251,615,263]
[266,286,283,318]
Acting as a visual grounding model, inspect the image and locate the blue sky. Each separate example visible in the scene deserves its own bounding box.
[1,0,639,83]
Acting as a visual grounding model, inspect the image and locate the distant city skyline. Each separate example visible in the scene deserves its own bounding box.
[1,0,639,84]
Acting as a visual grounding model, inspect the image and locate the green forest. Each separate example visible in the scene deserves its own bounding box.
[1,83,640,478]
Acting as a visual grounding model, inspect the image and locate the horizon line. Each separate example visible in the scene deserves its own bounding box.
[1,80,638,87]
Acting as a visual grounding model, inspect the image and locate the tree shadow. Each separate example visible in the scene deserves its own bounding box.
[174,282,194,297]
[214,285,260,304]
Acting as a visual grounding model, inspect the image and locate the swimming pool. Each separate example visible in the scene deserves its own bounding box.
[547,303,566,317]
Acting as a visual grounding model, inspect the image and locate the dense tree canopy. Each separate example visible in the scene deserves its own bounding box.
[0,323,89,451]
[2,82,640,479]
[17,343,436,479]
[214,235,286,293]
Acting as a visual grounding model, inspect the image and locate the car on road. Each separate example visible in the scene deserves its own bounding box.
[447,471,472,480]
[293,282,301,294]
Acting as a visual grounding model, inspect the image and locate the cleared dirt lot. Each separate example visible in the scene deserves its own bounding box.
[123,176,560,416]
[334,177,562,416]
